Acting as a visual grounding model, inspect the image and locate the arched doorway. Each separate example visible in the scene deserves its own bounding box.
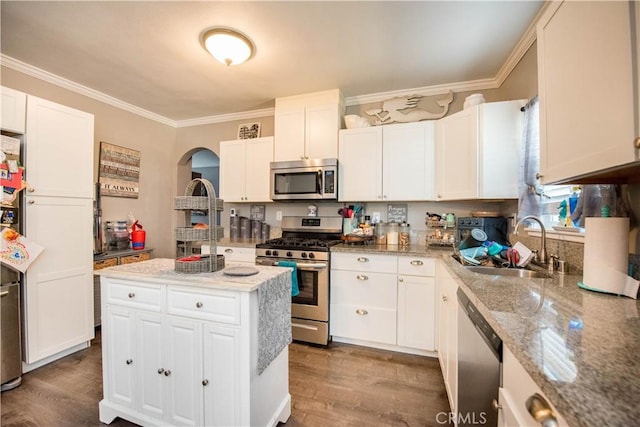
[176,147,220,227]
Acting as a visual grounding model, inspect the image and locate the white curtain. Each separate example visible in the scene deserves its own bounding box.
[518,96,542,219]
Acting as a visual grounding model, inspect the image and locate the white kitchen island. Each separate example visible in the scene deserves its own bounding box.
[95,258,292,427]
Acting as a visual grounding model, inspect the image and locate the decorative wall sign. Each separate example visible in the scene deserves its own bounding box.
[250,204,266,221]
[99,142,140,198]
[237,122,261,139]
[365,90,454,125]
[387,204,408,223]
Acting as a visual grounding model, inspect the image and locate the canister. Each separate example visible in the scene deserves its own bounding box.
[239,217,250,239]
[375,222,387,245]
[250,220,262,240]
[230,216,240,239]
[261,223,271,241]
[399,222,410,246]
[386,222,399,245]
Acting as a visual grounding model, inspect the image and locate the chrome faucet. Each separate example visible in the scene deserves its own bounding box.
[514,215,548,267]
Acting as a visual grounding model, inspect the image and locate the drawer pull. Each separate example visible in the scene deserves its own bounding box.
[196,301,203,308]
[164,370,172,376]
[355,309,368,315]
[410,260,424,266]
[526,393,558,427]
[128,292,135,299]
[357,257,369,263]
[356,275,369,281]
[202,379,209,386]
[442,295,448,302]
[224,248,233,253]
[126,359,133,365]
[157,368,164,374]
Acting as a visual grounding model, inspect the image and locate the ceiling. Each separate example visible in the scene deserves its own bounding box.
[0,1,544,125]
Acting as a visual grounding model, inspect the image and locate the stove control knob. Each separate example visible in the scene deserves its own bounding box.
[272,250,279,257]
[286,251,293,257]
[265,250,272,256]
[301,253,308,258]
[308,253,315,259]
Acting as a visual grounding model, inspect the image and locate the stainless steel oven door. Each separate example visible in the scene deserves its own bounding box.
[255,257,328,321]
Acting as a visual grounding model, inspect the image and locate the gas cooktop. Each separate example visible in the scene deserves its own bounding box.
[256,237,342,252]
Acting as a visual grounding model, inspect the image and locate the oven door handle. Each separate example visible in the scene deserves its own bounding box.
[270,261,328,270]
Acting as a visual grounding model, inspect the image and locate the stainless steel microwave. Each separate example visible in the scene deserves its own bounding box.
[270,158,338,201]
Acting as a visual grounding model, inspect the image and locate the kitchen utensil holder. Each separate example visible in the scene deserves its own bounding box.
[174,178,225,273]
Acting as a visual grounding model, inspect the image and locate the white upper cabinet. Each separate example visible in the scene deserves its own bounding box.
[339,121,435,201]
[338,126,383,201]
[435,100,525,200]
[274,89,344,162]
[537,0,638,184]
[26,95,95,198]
[219,136,273,202]
[1,86,27,134]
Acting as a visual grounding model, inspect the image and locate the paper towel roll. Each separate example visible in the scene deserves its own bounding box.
[580,217,639,299]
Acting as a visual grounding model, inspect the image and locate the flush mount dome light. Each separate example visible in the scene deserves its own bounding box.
[200,27,255,66]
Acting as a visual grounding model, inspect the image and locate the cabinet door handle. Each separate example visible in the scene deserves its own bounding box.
[357,257,369,263]
[535,172,543,180]
[410,260,424,266]
[0,290,8,297]
[356,274,368,281]
[526,393,558,427]
[128,292,135,298]
[202,379,209,386]
[492,399,502,412]
[224,248,233,253]
[28,200,35,204]
[196,301,203,308]
[126,359,133,365]
[164,370,172,376]
[157,368,164,374]
[442,295,448,302]
[634,137,640,149]
[27,187,35,193]
[355,309,368,315]
[399,277,404,282]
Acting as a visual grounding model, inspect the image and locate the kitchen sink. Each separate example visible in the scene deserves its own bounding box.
[464,265,551,279]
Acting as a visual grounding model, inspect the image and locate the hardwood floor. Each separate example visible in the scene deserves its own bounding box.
[1,331,450,426]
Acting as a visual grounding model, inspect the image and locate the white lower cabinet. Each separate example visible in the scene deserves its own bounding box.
[216,245,256,266]
[330,252,437,353]
[100,277,281,427]
[499,345,568,427]
[436,262,459,421]
[397,257,436,351]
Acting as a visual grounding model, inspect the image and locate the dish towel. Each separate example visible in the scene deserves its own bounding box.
[277,260,299,296]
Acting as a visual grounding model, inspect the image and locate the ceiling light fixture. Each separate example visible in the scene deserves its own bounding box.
[200,27,255,66]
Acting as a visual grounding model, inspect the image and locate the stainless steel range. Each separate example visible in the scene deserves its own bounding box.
[255,216,343,345]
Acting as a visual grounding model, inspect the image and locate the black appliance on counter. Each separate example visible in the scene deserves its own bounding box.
[255,216,343,346]
[456,216,509,247]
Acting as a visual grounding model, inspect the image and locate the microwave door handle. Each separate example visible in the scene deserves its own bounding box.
[316,170,323,195]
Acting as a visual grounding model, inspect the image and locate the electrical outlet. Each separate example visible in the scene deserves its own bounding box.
[372,212,381,223]
[276,211,283,221]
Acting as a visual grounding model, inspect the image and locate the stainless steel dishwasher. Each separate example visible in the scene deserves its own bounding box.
[457,288,502,427]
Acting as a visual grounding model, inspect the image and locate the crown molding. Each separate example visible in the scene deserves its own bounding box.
[0,54,177,127]
[175,107,275,128]
[494,1,549,86]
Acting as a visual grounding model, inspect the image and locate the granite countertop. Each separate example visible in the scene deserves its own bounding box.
[445,257,640,427]
[331,243,640,427]
[217,238,263,248]
[95,257,290,292]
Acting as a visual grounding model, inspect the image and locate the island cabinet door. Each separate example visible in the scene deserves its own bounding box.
[202,323,241,427]
[104,306,137,409]
[136,312,165,421]
[164,316,203,427]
